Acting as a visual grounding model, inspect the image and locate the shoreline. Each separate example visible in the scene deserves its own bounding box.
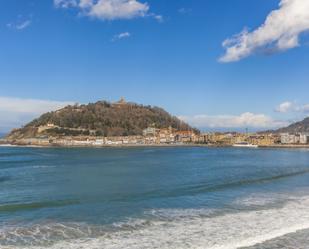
[1,140,309,149]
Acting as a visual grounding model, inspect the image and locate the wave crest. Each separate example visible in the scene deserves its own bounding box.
[2,195,309,249]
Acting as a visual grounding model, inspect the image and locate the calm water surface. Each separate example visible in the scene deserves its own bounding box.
[1,146,309,248]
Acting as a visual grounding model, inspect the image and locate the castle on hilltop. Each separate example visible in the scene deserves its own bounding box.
[117,97,126,104]
[113,97,127,106]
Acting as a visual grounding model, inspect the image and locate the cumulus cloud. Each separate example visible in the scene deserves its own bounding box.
[179,112,288,130]
[220,0,309,62]
[0,97,73,132]
[54,0,151,21]
[275,101,296,113]
[112,31,131,41]
[275,101,309,113]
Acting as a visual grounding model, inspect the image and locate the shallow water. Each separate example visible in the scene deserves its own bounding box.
[1,146,309,248]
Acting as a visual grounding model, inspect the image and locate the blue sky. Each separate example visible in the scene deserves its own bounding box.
[0,0,309,132]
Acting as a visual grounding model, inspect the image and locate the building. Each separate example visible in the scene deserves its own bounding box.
[175,130,196,143]
[281,133,309,144]
[247,134,278,146]
[38,123,58,133]
[157,127,176,144]
[281,133,297,144]
[113,97,127,107]
[197,133,210,143]
[300,133,309,144]
[143,127,158,137]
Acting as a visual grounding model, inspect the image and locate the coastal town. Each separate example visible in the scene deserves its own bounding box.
[2,122,309,148]
[1,97,308,148]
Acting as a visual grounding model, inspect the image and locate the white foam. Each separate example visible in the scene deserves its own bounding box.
[3,196,309,249]
[232,193,284,207]
[32,165,55,169]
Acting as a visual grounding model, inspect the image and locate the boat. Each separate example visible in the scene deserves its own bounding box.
[233,142,259,148]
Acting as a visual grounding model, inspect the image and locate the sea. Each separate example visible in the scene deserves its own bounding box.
[1,146,309,249]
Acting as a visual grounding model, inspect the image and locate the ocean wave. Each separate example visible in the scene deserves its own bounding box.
[109,168,309,202]
[31,165,56,169]
[146,208,215,219]
[2,195,309,249]
[0,222,105,247]
[232,193,287,208]
[0,200,79,213]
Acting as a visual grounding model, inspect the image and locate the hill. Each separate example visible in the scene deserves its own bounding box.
[7,99,198,139]
[275,117,309,133]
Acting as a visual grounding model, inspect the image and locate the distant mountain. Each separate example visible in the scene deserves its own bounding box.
[275,117,309,133]
[7,99,198,139]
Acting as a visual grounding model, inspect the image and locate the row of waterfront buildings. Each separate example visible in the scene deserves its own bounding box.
[4,124,309,147]
[6,126,198,146]
[200,132,309,146]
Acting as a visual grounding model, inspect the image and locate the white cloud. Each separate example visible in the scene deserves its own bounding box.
[275,101,295,113]
[7,20,32,30]
[302,104,309,113]
[179,112,288,130]
[178,8,192,14]
[55,0,151,21]
[275,101,309,113]
[54,0,78,8]
[153,14,163,23]
[112,31,131,41]
[0,97,73,132]
[219,0,309,62]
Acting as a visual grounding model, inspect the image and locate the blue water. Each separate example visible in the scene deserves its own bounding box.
[1,146,309,248]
